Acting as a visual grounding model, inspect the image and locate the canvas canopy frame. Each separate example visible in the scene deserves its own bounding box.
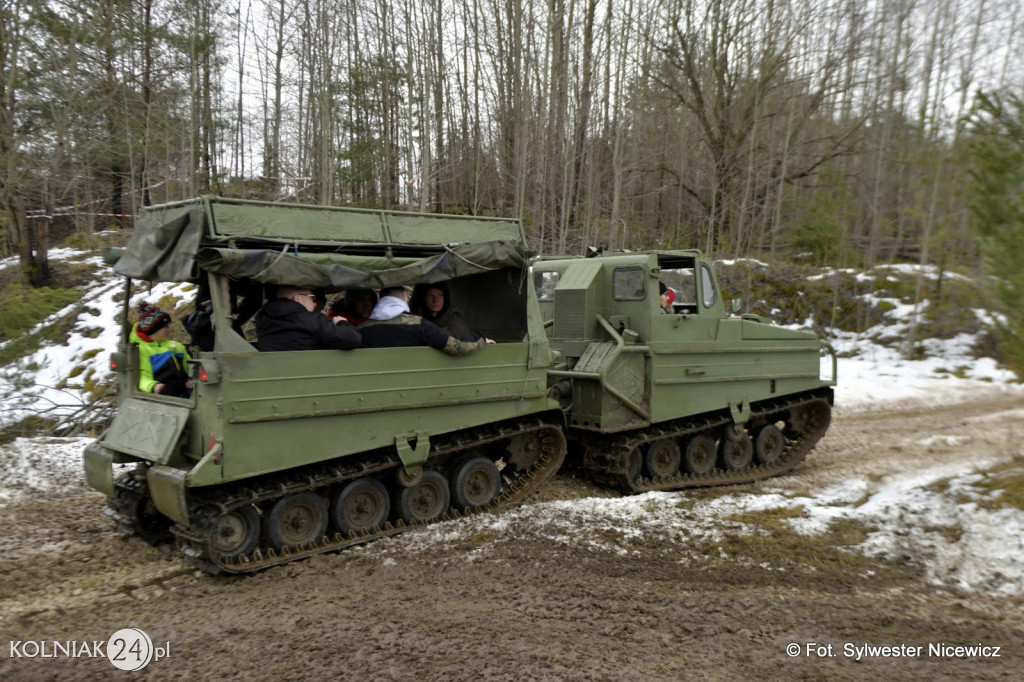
[113,196,530,288]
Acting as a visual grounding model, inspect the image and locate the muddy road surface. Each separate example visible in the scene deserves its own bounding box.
[1,391,1022,681]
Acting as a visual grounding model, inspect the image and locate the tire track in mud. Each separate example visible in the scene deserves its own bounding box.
[1,389,1022,681]
[795,391,1024,491]
[3,389,1023,620]
[0,494,192,629]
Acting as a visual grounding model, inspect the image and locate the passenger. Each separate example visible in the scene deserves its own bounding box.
[130,301,193,397]
[360,286,493,356]
[255,285,361,352]
[232,280,265,334]
[312,289,328,314]
[183,282,265,351]
[659,282,676,314]
[410,282,471,335]
[333,288,377,327]
[183,298,214,352]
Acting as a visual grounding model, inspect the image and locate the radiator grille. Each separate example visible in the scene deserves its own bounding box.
[553,290,586,338]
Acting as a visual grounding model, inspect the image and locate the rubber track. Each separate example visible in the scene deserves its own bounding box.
[104,472,146,536]
[581,389,833,493]
[104,470,172,544]
[171,416,567,574]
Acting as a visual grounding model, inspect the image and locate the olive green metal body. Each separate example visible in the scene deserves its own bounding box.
[84,197,565,572]
[535,251,835,432]
[87,343,553,520]
[533,250,836,491]
[83,198,835,572]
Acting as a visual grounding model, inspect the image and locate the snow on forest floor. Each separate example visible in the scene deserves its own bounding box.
[388,435,1024,599]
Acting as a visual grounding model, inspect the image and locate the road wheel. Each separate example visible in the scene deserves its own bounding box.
[266,492,328,550]
[451,457,501,510]
[645,438,681,478]
[682,435,717,475]
[397,470,450,523]
[718,432,754,470]
[332,478,390,535]
[625,445,643,483]
[210,505,261,560]
[754,424,785,465]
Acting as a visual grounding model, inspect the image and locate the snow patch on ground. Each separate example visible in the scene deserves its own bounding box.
[381,452,1024,598]
[7,432,1019,597]
[850,469,1024,596]
[0,437,96,506]
[0,258,194,429]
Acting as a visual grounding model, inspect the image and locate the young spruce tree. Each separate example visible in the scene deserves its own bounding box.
[964,92,1024,378]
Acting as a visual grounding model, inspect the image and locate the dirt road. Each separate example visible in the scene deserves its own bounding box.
[1,392,1022,681]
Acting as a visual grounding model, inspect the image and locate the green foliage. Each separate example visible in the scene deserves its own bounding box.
[964,91,1024,378]
[715,260,890,334]
[786,176,859,269]
[921,275,991,340]
[792,217,845,268]
[0,415,60,445]
[0,283,80,341]
[999,320,1024,379]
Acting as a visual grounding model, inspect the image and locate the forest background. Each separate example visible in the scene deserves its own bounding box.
[1,0,1023,370]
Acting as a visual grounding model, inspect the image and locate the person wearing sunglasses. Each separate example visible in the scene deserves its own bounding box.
[254,285,361,352]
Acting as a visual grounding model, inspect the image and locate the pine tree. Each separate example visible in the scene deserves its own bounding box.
[964,91,1024,377]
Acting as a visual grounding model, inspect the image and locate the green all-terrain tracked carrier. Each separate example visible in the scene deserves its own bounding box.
[84,197,835,574]
[84,196,568,574]
[533,251,835,492]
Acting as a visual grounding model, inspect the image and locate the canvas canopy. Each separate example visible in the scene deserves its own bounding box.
[113,204,204,282]
[194,241,527,289]
[113,198,530,286]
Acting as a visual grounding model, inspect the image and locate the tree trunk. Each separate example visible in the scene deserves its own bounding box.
[104,0,125,227]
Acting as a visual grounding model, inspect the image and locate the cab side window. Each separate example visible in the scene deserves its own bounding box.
[534,271,559,301]
[700,264,718,308]
[613,267,646,300]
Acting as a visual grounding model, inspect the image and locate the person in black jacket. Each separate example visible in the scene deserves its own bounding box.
[360,286,492,356]
[410,281,471,334]
[255,285,361,352]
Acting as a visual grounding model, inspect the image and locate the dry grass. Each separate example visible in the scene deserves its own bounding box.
[970,456,1024,510]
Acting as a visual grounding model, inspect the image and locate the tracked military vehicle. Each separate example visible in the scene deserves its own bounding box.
[84,196,566,574]
[534,250,835,492]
